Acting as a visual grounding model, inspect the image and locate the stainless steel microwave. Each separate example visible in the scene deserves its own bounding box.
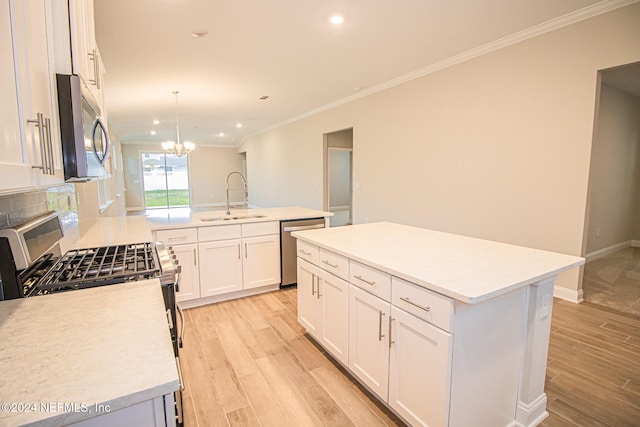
[56,74,110,181]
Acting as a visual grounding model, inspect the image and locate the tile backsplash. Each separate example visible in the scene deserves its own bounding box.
[0,184,78,231]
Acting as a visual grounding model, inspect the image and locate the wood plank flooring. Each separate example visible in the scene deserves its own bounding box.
[180,287,403,427]
[180,288,640,427]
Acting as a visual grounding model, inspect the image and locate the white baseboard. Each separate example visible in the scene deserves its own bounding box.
[126,206,145,212]
[516,393,549,427]
[585,240,632,262]
[553,286,584,303]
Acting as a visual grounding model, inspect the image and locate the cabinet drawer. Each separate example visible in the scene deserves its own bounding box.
[198,224,241,242]
[319,249,349,281]
[242,221,279,237]
[297,240,319,264]
[392,277,453,332]
[350,261,391,302]
[155,227,197,245]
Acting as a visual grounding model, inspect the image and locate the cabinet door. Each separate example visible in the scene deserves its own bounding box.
[242,234,281,289]
[198,239,243,297]
[297,258,320,337]
[11,0,63,187]
[318,271,349,365]
[349,285,390,400]
[0,1,30,191]
[389,306,453,427]
[172,243,200,302]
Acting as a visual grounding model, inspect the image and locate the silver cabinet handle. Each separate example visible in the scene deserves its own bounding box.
[311,274,316,296]
[283,223,325,232]
[237,243,241,259]
[168,236,188,241]
[400,297,431,312]
[354,275,376,286]
[317,277,321,299]
[28,113,48,174]
[245,242,248,258]
[389,317,395,348]
[378,310,385,341]
[88,48,100,89]
[166,309,174,330]
[44,117,54,175]
[193,248,197,265]
[322,260,338,268]
[298,249,312,256]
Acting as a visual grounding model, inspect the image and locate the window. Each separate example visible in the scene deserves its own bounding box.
[141,152,190,209]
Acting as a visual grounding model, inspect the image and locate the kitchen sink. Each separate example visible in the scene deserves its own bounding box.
[201,214,267,222]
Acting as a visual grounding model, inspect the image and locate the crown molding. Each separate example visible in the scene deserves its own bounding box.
[239,0,639,146]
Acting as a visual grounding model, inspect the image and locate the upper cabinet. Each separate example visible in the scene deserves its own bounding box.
[1,0,64,192]
[69,0,105,114]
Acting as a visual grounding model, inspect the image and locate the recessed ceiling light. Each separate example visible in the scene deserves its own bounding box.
[191,29,208,38]
[153,119,160,125]
[218,132,225,137]
[329,14,344,25]
[150,130,156,135]
[236,122,243,128]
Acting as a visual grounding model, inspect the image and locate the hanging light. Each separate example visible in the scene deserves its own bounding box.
[162,91,195,157]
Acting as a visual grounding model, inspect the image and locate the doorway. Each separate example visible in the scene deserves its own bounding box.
[324,128,353,227]
[582,61,640,316]
[141,151,191,209]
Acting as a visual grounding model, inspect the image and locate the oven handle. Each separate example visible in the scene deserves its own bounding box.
[175,357,184,425]
[177,303,185,348]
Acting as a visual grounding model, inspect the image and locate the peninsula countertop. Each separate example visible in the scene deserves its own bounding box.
[0,280,179,427]
[292,222,585,304]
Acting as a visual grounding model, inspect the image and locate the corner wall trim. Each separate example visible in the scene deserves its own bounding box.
[553,287,584,304]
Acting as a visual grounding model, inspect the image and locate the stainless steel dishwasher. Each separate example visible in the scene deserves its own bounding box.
[280,218,325,287]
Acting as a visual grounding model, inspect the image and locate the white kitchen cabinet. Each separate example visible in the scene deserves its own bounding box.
[243,234,281,289]
[0,1,29,192]
[297,257,350,366]
[348,284,390,400]
[389,306,452,427]
[318,269,349,366]
[68,0,105,113]
[198,239,243,297]
[3,0,64,191]
[172,243,200,302]
[297,258,320,336]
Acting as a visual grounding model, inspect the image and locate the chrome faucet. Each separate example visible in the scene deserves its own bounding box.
[225,171,248,215]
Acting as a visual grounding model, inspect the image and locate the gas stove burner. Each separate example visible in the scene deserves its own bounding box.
[33,242,160,294]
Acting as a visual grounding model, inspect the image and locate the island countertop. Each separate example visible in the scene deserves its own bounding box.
[0,280,179,427]
[292,222,585,304]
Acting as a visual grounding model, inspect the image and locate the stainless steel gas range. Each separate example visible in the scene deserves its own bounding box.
[0,211,184,426]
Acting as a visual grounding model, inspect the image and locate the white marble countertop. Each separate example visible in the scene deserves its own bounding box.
[293,222,585,304]
[0,280,179,427]
[144,206,331,229]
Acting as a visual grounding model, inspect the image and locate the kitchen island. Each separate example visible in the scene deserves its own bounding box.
[0,280,179,427]
[292,222,584,427]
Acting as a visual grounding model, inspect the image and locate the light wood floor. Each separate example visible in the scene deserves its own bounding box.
[180,288,640,427]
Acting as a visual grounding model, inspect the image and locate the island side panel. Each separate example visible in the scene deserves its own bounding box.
[516,278,555,426]
[449,287,525,427]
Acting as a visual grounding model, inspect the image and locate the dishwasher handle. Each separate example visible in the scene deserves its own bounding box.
[283,223,325,232]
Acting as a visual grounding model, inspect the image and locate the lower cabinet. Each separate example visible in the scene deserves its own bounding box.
[389,306,452,427]
[348,284,390,400]
[299,243,454,427]
[198,239,243,297]
[297,258,349,365]
[171,243,200,302]
[242,234,280,289]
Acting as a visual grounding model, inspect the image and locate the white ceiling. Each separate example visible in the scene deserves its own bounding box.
[95,0,628,148]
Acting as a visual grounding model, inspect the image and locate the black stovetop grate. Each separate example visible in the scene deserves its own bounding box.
[35,242,159,293]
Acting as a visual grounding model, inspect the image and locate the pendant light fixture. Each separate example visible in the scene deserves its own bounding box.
[162,91,195,157]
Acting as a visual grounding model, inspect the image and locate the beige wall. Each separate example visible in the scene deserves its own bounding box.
[121,144,245,210]
[240,4,640,295]
[585,84,640,254]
